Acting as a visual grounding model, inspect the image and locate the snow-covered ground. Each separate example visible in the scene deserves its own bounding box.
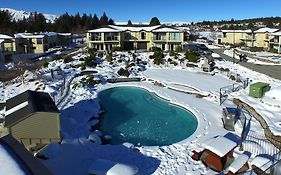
[1,47,281,174]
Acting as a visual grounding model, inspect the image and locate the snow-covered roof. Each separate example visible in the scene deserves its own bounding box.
[271,31,281,36]
[0,34,13,39]
[221,30,252,33]
[152,27,180,32]
[40,32,58,37]
[0,39,4,44]
[254,27,279,33]
[110,25,160,32]
[58,33,72,36]
[205,136,237,157]
[88,159,139,175]
[14,33,45,39]
[88,27,122,33]
[226,154,249,173]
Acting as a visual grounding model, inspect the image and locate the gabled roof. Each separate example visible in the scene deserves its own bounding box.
[254,27,279,33]
[14,33,46,39]
[110,25,160,32]
[88,26,122,33]
[152,26,180,32]
[4,90,59,127]
[221,29,252,33]
[0,134,53,175]
[271,31,281,36]
[0,34,13,39]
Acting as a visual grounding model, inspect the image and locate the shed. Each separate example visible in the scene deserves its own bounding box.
[3,90,61,151]
[200,136,237,172]
[249,82,270,98]
[222,107,240,131]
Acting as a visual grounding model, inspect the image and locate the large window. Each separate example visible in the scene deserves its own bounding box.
[169,33,180,41]
[140,32,146,40]
[223,32,227,38]
[91,33,102,41]
[153,33,166,40]
[37,38,43,44]
[105,32,119,41]
[124,32,131,40]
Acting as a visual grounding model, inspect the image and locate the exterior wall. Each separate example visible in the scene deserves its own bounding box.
[151,32,183,51]
[9,112,61,148]
[87,29,184,51]
[221,32,243,45]
[255,33,270,49]
[269,35,281,52]
[0,42,14,63]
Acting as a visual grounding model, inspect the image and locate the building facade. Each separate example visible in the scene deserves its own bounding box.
[269,31,281,53]
[86,25,184,51]
[220,30,254,47]
[0,34,14,63]
[254,28,279,50]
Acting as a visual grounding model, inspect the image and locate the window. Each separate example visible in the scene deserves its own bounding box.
[223,32,227,38]
[105,32,118,41]
[154,33,166,40]
[37,38,43,44]
[170,33,180,40]
[91,33,101,41]
[124,32,131,40]
[140,32,146,40]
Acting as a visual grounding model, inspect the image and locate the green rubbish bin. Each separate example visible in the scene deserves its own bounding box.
[249,82,270,98]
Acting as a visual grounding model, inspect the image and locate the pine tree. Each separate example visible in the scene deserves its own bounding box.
[100,12,108,26]
[127,20,133,26]
[108,18,114,25]
[91,14,100,29]
[149,17,161,26]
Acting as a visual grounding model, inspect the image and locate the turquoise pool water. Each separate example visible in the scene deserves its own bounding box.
[98,86,198,146]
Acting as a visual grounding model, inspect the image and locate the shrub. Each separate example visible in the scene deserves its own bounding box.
[175,46,183,52]
[64,57,73,63]
[84,55,97,67]
[105,54,113,62]
[117,68,130,77]
[153,50,164,65]
[43,62,49,68]
[185,51,199,63]
[112,46,121,52]
[169,50,177,57]
[88,48,97,56]
[149,47,161,52]
[52,55,63,61]
[269,48,278,53]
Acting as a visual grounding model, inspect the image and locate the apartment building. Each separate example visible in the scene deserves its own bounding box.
[0,34,14,63]
[269,31,281,53]
[220,30,254,47]
[86,25,184,51]
[254,27,279,50]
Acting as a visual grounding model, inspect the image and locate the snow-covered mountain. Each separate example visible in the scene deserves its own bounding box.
[0,8,58,23]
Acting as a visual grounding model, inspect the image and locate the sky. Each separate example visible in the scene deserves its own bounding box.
[1,0,281,22]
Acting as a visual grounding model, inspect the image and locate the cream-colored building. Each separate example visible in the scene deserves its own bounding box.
[3,90,61,150]
[86,25,184,51]
[254,27,279,50]
[269,31,281,53]
[220,30,254,47]
[0,34,14,63]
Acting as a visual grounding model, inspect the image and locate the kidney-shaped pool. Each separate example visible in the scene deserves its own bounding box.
[98,86,198,146]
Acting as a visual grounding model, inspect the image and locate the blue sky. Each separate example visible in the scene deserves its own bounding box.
[1,0,281,22]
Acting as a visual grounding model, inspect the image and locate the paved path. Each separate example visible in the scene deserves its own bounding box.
[213,49,281,80]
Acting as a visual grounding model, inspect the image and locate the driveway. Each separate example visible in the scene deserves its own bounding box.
[213,49,281,80]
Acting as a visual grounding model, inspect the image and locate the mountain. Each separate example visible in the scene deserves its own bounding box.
[0,8,58,23]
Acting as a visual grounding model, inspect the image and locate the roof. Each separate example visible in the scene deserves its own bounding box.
[227,153,250,173]
[205,136,237,157]
[0,134,53,175]
[272,31,281,36]
[0,34,13,39]
[88,26,122,33]
[14,33,45,39]
[250,82,269,88]
[112,25,160,32]
[254,27,279,33]
[152,27,180,32]
[4,90,59,127]
[221,30,252,33]
[40,32,58,37]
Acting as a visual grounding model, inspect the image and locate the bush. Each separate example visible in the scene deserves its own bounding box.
[64,57,73,63]
[52,55,63,61]
[169,50,176,57]
[112,46,121,52]
[149,47,161,52]
[185,51,199,63]
[153,51,164,65]
[43,62,49,68]
[88,48,97,56]
[84,55,97,67]
[269,48,278,53]
[117,68,130,77]
[175,46,183,52]
[105,54,113,62]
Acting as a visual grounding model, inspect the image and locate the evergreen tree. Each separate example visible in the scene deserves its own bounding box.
[91,14,100,29]
[149,17,161,26]
[100,12,108,26]
[108,18,114,25]
[127,20,133,26]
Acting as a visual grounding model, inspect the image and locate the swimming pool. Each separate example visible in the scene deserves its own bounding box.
[98,86,198,146]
